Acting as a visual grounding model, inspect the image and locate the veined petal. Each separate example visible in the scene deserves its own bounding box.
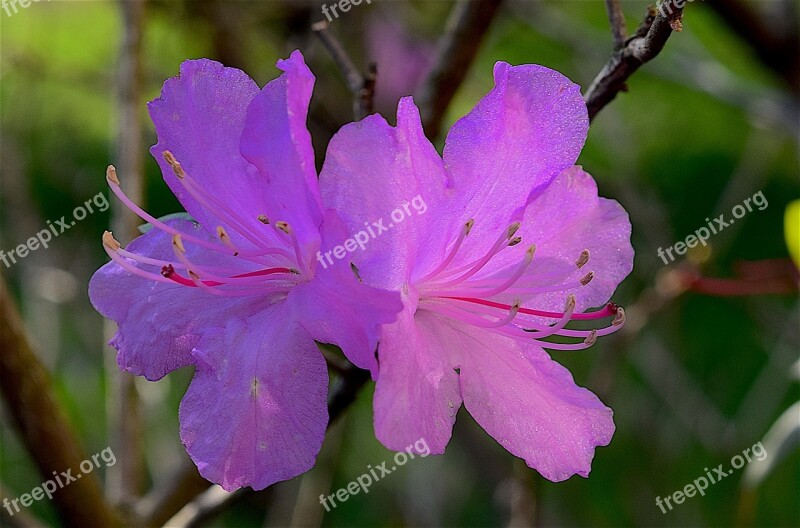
[319,98,453,289]
[179,304,328,491]
[374,301,463,454]
[148,59,275,248]
[290,212,403,372]
[456,327,615,481]
[241,50,323,263]
[443,62,589,262]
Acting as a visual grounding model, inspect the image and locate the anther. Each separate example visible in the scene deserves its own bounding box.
[579,271,594,286]
[508,236,522,247]
[275,221,292,235]
[162,151,186,178]
[172,234,186,254]
[464,219,475,235]
[612,307,626,326]
[583,329,597,346]
[507,222,521,239]
[102,231,121,250]
[257,214,270,225]
[106,165,120,185]
[576,249,590,269]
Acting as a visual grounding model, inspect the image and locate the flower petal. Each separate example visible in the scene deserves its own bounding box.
[148,59,275,248]
[456,326,614,481]
[240,50,323,262]
[179,304,327,491]
[88,219,268,381]
[373,300,463,454]
[518,166,633,312]
[319,97,454,288]
[442,62,589,259]
[289,212,403,372]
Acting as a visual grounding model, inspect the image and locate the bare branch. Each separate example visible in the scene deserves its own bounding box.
[0,276,118,526]
[135,459,211,527]
[604,0,628,50]
[417,0,504,140]
[312,20,376,120]
[106,0,147,508]
[584,1,685,121]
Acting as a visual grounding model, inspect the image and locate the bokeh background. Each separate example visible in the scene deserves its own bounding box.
[1,1,798,527]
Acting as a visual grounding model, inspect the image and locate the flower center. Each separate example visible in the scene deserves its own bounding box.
[415,219,624,350]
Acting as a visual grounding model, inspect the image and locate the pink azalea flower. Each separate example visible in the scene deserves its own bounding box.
[89,52,401,491]
[319,61,634,481]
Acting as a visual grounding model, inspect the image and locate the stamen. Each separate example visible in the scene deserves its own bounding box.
[417,219,474,283]
[426,222,521,288]
[576,249,590,269]
[446,297,619,321]
[273,221,306,272]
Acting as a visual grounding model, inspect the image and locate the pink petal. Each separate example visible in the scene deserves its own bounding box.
[373,300,463,454]
[148,59,274,248]
[456,325,615,481]
[179,304,328,491]
[290,214,403,372]
[240,50,323,261]
[442,61,589,261]
[319,98,454,289]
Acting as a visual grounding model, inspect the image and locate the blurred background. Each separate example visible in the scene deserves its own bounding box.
[1,1,798,527]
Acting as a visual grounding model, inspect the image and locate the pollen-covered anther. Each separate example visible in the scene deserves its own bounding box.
[162,150,186,179]
[106,165,120,185]
[583,329,598,346]
[508,236,522,247]
[507,222,521,239]
[464,219,475,235]
[257,214,270,225]
[102,231,121,250]
[172,234,186,254]
[580,271,595,286]
[565,293,576,312]
[612,306,626,326]
[275,221,292,235]
[576,249,590,269]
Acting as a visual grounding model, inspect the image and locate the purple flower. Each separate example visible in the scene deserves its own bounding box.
[319,61,634,481]
[89,52,401,491]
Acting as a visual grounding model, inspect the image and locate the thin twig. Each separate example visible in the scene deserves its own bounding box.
[604,0,628,50]
[135,458,211,527]
[0,276,119,526]
[417,0,504,140]
[584,0,685,121]
[106,0,147,509]
[312,20,376,120]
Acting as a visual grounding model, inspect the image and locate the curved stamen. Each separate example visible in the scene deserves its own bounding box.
[444,297,619,321]
[424,222,521,289]
[417,219,474,283]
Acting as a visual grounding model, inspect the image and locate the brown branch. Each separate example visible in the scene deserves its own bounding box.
[604,0,628,50]
[312,20,376,121]
[584,1,684,121]
[417,0,504,140]
[105,0,147,509]
[0,276,118,526]
[134,459,210,527]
